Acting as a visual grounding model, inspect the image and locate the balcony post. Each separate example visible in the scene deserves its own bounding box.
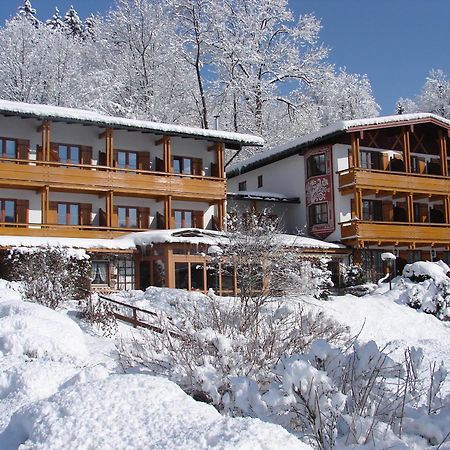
[439,130,448,176]
[41,185,49,224]
[406,193,414,223]
[445,196,450,224]
[164,195,172,229]
[354,188,362,219]
[402,127,411,173]
[38,120,51,161]
[351,133,360,168]
[216,142,225,177]
[163,136,171,173]
[106,128,114,167]
[106,190,114,227]
[217,200,225,231]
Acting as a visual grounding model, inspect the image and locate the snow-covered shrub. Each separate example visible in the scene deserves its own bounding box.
[118,291,349,407]
[342,264,366,287]
[400,261,450,320]
[7,247,90,309]
[79,293,117,337]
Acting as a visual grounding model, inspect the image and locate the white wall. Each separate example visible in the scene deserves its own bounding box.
[228,154,307,234]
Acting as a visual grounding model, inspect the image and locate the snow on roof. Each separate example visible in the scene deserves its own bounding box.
[0,99,264,147]
[0,229,344,251]
[228,191,300,202]
[227,112,450,176]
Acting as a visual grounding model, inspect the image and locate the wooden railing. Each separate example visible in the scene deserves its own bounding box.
[340,220,450,245]
[338,168,450,196]
[85,289,180,338]
[0,157,226,201]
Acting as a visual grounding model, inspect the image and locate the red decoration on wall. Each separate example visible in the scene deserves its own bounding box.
[305,145,335,238]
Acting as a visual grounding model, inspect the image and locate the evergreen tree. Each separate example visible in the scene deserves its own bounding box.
[17,0,39,28]
[84,14,97,40]
[64,5,83,38]
[46,7,65,31]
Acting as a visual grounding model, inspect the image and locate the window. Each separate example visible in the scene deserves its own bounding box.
[309,203,328,225]
[116,259,135,290]
[57,203,79,225]
[0,199,15,223]
[173,209,203,228]
[172,156,202,176]
[118,206,138,228]
[360,151,380,170]
[58,144,80,164]
[362,200,383,221]
[257,175,263,188]
[0,138,16,159]
[91,261,109,285]
[117,150,138,170]
[238,181,247,191]
[307,153,326,178]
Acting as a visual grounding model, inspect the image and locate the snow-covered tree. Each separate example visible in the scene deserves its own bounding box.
[64,5,84,38]
[17,0,39,28]
[310,68,380,126]
[395,69,450,118]
[46,7,65,31]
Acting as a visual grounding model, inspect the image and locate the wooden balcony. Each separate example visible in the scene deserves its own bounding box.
[0,159,225,201]
[340,220,450,247]
[339,168,450,197]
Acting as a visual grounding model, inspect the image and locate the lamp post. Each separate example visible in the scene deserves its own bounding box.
[381,252,397,290]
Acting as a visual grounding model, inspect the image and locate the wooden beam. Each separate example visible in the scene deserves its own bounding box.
[445,196,450,225]
[164,195,172,229]
[164,136,171,173]
[406,193,414,223]
[40,121,51,162]
[106,191,114,228]
[351,133,360,168]
[439,130,448,176]
[402,126,411,173]
[41,185,49,224]
[155,136,167,146]
[354,188,362,219]
[104,128,114,168]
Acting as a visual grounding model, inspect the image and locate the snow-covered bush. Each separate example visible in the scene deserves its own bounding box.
[342,264,366,287]
[7,247,90,309]
[118,291,349,406]
[79,293,117,337]
[400,261,450,320]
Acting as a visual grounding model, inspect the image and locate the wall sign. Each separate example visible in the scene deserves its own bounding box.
[305,145,335,238]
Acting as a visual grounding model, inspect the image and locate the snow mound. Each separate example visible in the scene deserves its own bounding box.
[0,298,88,362]
[403,260,450,283]
[1,374,309,450]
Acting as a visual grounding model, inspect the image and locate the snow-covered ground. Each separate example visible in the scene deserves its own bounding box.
[0,281,309,450]
[2,271,450,448]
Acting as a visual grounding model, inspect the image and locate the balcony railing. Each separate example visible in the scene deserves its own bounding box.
[0,157,225,200]
[0,221,150,240]
[338,168,450,196]
[340,219,450,245]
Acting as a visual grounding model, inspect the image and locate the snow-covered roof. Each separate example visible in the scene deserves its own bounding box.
[0,228,345,251]
[0,99,264,147]
[227,112,450,176]
[228,191,300,203]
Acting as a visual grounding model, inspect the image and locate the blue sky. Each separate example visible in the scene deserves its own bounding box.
[1,0,449,115]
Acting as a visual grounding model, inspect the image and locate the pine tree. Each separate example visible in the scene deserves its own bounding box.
[17,0,39,28]
[84,14,97,40]
[46,7,65,31]
[64,5,83,38]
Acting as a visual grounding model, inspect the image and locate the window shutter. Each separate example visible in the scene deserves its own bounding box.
[113,149,118,167]
[98,151,107,166]
[112,206,118,227]
[347,149,353,169]
[193,158,203,176]
[138,152,151,171]
[16,139,29,160]
[210,162,218,177]
[382,201,393,222]
[80,146,92,165]
[138,207,150,229]
[16,199,28,224]
[48,202,58,224]
[350,199,355,218]
[49,143,59,162]
[80,203,92,226]
[156,212,165,229]
[193,210,204,229]
[36,145,43,161]
[155,157,164,172]
[98,208,107,227]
